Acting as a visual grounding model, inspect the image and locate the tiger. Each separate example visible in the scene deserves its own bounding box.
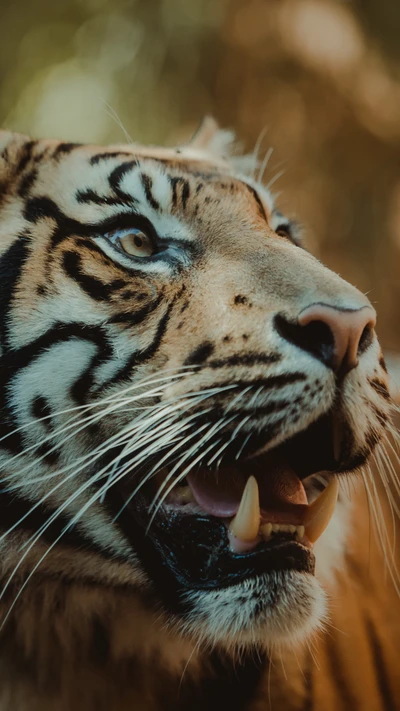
[0,117,398,711]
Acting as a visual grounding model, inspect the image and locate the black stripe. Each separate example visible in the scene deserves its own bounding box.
[326,634,358,710]
[74,237,113,257]
[0,489,131,561]
[181,179,190,210]
[90,151,134,165]
[379,354,388,373]
[232,399,292,418]
[62,251,124,302]
[368,377,390,401]
[76,189,132,208]
[0,488,94,549]
[168,176,191,209]
[140,173,160,210]
[169,650,266,711]
[245,183,268,222]
[31,396,52,425]
[370,404,389,427]
[169,176,182,207]
[207,353,282,369]
[18,168,38,198]
[24,197,95,247]
[103,301,175,387]
[185,372,307,394]
[52,142,82,158]
[109,294,163,325]
[302,651,314,711]
[366,617,397,711]
[0,236,30,349]
[108,160,139,204]
[184,341,215,366]
[16,140,35,173]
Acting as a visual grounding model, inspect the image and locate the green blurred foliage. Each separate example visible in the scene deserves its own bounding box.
[0,0,399,348]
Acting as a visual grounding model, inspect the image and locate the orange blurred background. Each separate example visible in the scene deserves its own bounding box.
[0,0,399,350]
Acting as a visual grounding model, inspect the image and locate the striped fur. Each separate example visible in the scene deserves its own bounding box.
[0,120,397,710]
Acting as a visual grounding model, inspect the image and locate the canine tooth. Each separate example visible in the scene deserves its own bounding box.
[304,478,339,543]
[332,416,343,463]
[229,476,260,542]
[260,522,272,538]
[297,525,305,540]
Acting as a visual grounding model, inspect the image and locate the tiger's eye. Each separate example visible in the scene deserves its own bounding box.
[118,231,154,257]
[276,226,290,239]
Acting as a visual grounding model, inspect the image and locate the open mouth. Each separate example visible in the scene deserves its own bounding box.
[112,410,358,597]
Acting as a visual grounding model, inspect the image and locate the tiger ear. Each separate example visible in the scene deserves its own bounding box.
[187,117,257,175]
[189,116,221,149]
[188,116,236,161]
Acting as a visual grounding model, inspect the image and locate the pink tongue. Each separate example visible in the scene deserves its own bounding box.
[186,455,308,519]
[187,467,243,517]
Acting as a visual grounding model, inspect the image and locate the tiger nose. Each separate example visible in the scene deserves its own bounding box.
[276,304,376,376]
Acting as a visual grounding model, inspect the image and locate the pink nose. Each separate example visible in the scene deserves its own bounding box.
[298,303,376,375]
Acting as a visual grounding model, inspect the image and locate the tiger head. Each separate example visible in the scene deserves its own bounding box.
[0,120,390,653]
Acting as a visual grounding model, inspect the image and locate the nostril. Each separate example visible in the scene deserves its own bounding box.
[274,314,335,368]
[358,323,374,356]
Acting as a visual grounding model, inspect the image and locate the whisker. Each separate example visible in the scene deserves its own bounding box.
[265,167,286,190]
[0,368,193,447]
[258,146,274,184]
[251,125,269,181]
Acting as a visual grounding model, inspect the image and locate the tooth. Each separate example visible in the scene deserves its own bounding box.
[304,478,339,543]
[332,416,343,463]
[229,476,260,542]
[297,525,305,540]
[260,522,272,538]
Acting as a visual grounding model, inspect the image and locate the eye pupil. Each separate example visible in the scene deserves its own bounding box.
[133,234,144,247]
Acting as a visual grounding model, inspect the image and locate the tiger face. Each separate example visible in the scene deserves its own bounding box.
[0,121,390,653]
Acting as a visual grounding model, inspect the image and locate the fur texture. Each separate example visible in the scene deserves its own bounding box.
[0,120,396,710]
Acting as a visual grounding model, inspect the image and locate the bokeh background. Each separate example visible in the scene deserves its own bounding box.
[0,0,399,350]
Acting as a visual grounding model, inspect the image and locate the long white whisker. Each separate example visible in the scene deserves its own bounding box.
[258,146,274,184]
[265,168,286,190]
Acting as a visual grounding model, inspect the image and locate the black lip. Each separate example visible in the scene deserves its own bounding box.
[147,514,315,589]
[112,495,315,598]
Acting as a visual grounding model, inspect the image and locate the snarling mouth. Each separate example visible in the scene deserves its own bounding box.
[112,410,362,597]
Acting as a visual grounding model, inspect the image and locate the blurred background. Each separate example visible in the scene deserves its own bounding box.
[0,0,399,350]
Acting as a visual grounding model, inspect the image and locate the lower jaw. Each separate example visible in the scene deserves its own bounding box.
[154,512,315,587]
[112,491,315,595]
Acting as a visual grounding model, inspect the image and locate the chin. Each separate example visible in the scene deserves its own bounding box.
[182,570,327,651]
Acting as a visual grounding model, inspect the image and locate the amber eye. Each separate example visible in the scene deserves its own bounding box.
[107,227,155,258]
[275,224,291,239]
